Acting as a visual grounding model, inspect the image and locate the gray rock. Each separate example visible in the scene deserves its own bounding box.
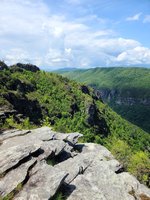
[14,161,68,200]
[67,143,150,200]
[0,128,149,200]
[56,152,96,184]
[0,142,40,174]
[68,159,134,200]
[39,140,66,160]
[0,129,30,141]
[0,158,36,197]
[118,172,150,198]
[30,127,55,141]
[55,132,83,145]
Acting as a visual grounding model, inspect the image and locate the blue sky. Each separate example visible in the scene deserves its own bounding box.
[0,0,150,69]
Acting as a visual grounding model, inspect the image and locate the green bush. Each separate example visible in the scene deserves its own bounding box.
[128,151,150,186]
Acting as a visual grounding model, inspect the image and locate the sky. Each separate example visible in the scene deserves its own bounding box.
[0,0,150,69]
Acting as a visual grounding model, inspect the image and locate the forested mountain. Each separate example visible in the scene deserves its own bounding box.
[56,67,150,133]
[0,62,150,186]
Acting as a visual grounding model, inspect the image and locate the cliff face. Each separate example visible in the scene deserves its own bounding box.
[0,127,150,200]
[97,88,150,133]
[99,88,150,106]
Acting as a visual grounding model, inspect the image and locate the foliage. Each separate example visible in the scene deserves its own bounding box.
[128,151,150,186]
[56,67,150,133]
[2,115,34,130]
[51,192,65,200]
[107,138,131,168]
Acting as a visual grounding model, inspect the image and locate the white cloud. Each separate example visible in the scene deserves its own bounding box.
[143,15,150,23]
[116,46,150,65]
[0,0,150,69]
[3,48,29,65]
[126,13,142,21]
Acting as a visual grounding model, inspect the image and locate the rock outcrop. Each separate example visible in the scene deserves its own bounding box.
[0,61,8,70]
[10,63,40,73]
[0,127,149,200]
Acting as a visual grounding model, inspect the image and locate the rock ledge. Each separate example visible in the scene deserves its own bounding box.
[0,127,149,200]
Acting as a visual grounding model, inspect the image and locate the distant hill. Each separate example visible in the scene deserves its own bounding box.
[56,67,150,133]
[0,62,150,186]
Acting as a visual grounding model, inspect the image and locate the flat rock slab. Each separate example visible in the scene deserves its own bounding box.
[75,143,114,159]
[56,152,95,184]
[29,127,55,141]
[0,143,40,174]
[0,158,36,197]
[0,129,30,142]
[14,161,68,200]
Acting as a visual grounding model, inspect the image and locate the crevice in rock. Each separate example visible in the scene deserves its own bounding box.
[68,160,93,185]
[50,182,76,200]
[55,150,73,164]
[31,148,44,157]
[46,152,58,166]
[21,160,37,185]
[2,160,37,200]
[42,137,56,142]
[128,187,138,200]
[115,166,125,174]
[74,144,85,153]
[0,148,43,178]
[46,148,74,166]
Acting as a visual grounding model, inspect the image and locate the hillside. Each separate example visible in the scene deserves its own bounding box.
[56,67,150,133]
[0,62,150,187]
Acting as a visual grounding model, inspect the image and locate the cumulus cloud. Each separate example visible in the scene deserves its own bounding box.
[116,46,150,65]
[126,13,142,21]
[2,48,29,64]
[0,0,150,69]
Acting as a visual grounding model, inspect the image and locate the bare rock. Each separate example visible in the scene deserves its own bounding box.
[0,142,40,174]
[55,152,95,184]
[0,158,36,197]
[39,140,66,160]
[14,161,68,200]
[0,127,149,200]
[55,132,83,145]
[0,129,30,141]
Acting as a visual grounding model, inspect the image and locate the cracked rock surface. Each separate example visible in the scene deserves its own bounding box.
[0,127,149,200]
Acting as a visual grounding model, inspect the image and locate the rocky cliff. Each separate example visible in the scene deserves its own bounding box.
[0,127,149,200]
